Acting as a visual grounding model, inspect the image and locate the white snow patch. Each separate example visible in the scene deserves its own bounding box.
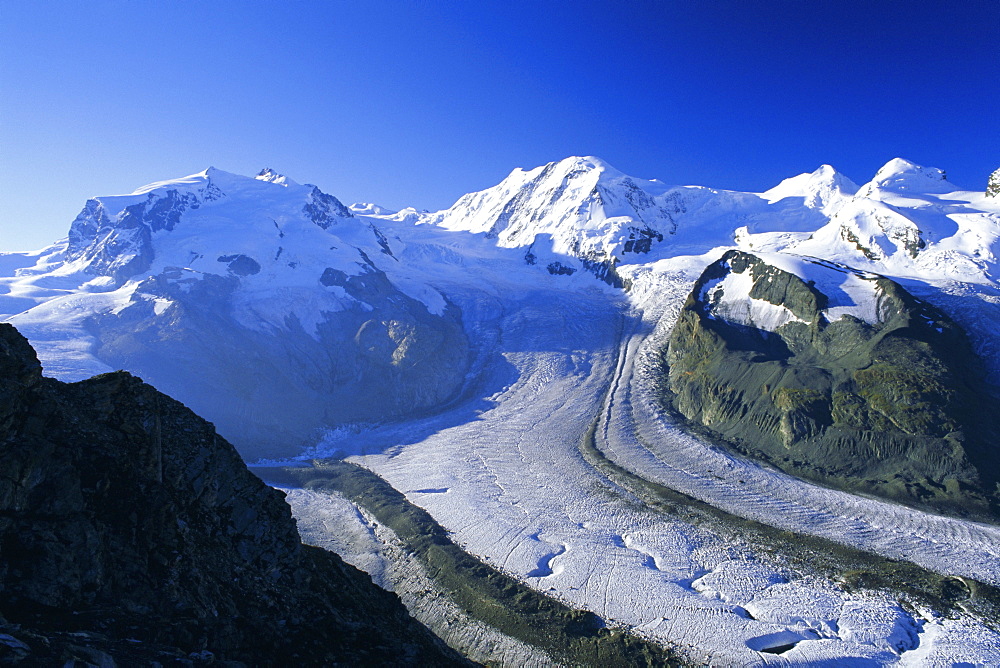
[701,268,809,331]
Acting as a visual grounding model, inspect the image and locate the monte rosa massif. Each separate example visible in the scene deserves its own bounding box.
[2,157,1000,666]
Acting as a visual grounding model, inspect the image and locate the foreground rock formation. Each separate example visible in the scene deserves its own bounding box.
[0,323,466,666]
[665,250,1000,519]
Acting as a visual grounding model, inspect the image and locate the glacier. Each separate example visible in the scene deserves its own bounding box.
[3,155,1000,665]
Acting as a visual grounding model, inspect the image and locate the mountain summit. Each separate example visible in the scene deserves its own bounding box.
[255,167,298,186]
[426,156,684,283]
[5,167,471,459]
[869,157,949,192]
[761,164,859,215]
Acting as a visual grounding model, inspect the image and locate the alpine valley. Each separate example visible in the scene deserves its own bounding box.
[3,156,1000,665]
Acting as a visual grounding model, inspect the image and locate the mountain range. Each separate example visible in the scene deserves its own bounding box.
[4,156,998,458]
[3,155,1000,664]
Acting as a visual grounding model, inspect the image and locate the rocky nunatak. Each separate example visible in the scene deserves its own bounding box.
[0,323,467,666]
[664,250,1000,520]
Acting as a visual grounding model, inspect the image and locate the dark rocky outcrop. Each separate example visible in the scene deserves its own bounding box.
[0,323,468,666]
[664,250,1000,519]
[67,190,203,283]
[988,167,1000,197]
[303,185,354,228]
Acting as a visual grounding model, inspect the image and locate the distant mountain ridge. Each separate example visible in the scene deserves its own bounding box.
[1,156,999,458]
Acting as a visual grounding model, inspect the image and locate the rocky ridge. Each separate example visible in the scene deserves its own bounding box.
[989,167,1000,197]
[0,323,467,666]
[664,250,1000,519]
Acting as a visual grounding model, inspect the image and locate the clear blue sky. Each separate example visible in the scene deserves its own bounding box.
[2,0,998,252]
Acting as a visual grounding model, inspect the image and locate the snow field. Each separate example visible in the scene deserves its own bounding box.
[6,157,1000,665]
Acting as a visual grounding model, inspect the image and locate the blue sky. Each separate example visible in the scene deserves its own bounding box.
[1,0,998,252]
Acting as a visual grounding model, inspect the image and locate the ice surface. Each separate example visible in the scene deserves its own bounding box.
[276,268,1000,664]
[5,157,1000,664]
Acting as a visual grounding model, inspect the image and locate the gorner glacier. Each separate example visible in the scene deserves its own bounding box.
[3,156,1000,665]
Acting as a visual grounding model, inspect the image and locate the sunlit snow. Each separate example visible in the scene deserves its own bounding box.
[4,156,1000,665]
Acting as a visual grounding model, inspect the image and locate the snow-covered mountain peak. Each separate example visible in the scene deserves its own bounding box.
[350,202,398,216]
[129,168,219,197]
[427,156,687,284]
[761,164,859,215]
[502,155,622,183]
[788,156,1000,285]
[54,165,364,285]
[868,158,949,193]
[127,167,312,201]
[548,155,622,178]
[763,163,858,196]
[255,168,298,187]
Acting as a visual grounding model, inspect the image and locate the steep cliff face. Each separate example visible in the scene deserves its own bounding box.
[665,250,1000,519]
[0,323,466,666]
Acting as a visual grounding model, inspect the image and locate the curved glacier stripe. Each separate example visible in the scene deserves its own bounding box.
[612,275,1000,587]
[305,275,1000,666]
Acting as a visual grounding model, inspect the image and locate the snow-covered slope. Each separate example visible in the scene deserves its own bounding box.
[1,168,472,458]
[4,156,1000,451]
[699,252,894,331]
[792,158,1000,284]
[360,154,998,294]
[760,164,859,216]
[424,157,876,285]
[428,156,682,274]
[4,156,1000,446]
[4,156,1000,664]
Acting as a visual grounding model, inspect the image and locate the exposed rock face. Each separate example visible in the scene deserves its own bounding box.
[665,250,1000,518]
[988,167,1000,197]
[67,188,210,283]
[429,156,686,285]
[0,323,467,666]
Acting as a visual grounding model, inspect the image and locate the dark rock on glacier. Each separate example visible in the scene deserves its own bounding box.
[664,250,1000,519]
[216,253,262,275]
[0,323,468,666]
